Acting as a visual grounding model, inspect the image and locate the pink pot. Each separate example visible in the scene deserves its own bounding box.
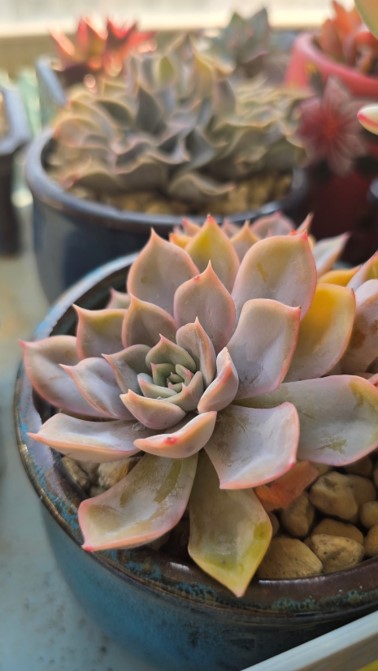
[285,32,378,99]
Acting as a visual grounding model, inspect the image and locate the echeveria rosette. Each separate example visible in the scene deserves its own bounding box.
[23,215,378,597]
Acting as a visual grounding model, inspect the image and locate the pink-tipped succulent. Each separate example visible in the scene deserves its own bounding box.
[23,215,378,596]
[317,0,378,74]
[50,17,154,84]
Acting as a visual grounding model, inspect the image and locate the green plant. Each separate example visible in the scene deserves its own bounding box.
[22,214,378,596]
[47,36,306,215]
[50,17,155,85]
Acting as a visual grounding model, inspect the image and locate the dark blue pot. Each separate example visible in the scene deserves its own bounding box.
[0,85,30,254]
[15,255,378,671]
[25,129,308,304]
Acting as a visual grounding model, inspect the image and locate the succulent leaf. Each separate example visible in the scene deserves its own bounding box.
[29,414,141,461]
[146,335,197,372]
[250,212,294,238]
[227,299,300,398]
[205,403,299,489]
[198,348,239,412]
[312,233,350,276]
[120,389,186,429]
[348,251,378,290]
[355,0,378,38]
[104,344,150,393]
[232,234,317,320]
[184,215,240,291]
[134,411,217,458]
[229,222,259,261]
[188,452,272,596]
[176,318,216,387]
[127,230,198,315]
[285,283,355,381]
[106,289,131,309]
[174,263,236,354]
[79,453,197,551]
[165,371,205,412]
[62,357,133,420]
[255,461,320,511]
[122,295,176,347]
[247,376,378,466]
[21,336,100,418]
[341,279,378,373]
[75,306,126,358]
[319,266,358,286]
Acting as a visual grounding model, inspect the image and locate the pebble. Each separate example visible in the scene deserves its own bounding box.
[364,524,378,557]
[311,518,364,544]
[257,538,323,579]
[309,471,358,521]
[280,493,315,538]
[346,475,376,506]
[308,534,364,573]
[360,500,378,528]
[97,457,139,489]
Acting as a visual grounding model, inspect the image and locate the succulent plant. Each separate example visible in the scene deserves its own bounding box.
[23,214,378,596]
[355,0,378,38]
[50,17,155,85]
[298,77,367,176]
[201,8,270,77]
[47,36,306,214]
[316,0,378,75]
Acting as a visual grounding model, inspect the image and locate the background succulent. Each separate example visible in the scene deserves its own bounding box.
[316,0,378,75]
[50,16,155,85]
[23,214,378,596]
[47,36,306,214]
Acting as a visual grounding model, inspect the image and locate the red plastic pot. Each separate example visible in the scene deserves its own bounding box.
[286,32,378,99]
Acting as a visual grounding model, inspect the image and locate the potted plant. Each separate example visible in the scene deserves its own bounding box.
[0,84,30,254]
[36,16,155,125]
[284,1,378,265]
[285,0,378,97]
[15,214,378,671]
[27,33,308,302]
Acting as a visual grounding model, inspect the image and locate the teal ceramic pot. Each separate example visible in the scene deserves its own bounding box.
[0,85,30,254]
[14,255,378,671]
[25,129,308,304]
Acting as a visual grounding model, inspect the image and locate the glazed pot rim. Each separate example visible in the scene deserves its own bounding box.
[14,253,378,619]
[24,128,298,235]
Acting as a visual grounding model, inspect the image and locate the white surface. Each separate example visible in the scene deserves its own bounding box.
[245,611,378,671]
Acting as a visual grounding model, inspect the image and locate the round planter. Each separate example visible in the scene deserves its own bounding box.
[25,129,308,303]
[285,32,378,98]
[14,254,378,671]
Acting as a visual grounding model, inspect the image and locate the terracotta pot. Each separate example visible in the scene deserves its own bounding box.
[14,254,378,671]
[0,85,30,254]
[25,128,308,303]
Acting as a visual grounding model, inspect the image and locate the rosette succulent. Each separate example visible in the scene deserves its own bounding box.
[47,36,306,213]
[22,215,378,597]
